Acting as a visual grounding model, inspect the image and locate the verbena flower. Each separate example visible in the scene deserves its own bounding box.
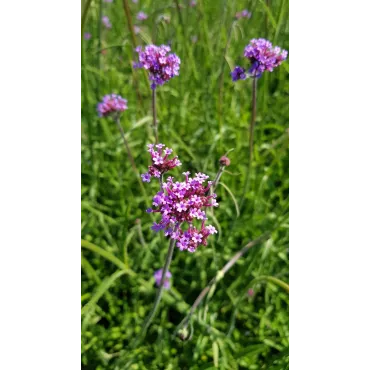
[231,38,288,81]
[84,32,91,40]
[97,94,128,117]
[134,44,181,89]
[102,16,112,29]
[134,25,141,34]
[154,269,172,289]
[137,11,148,20]
[190,0,197,6]
[244,38,288,77]
[235,9,251,19]
[146,172,218,253]
[141,144,181,182]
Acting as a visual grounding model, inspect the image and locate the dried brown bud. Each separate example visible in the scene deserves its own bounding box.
[219,156,231,166]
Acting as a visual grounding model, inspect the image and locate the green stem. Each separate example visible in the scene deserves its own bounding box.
[152,89,159,144]
[136,227,179,343]
[239,76,257,211]
[114,116,150,207]
[218,20,236,124]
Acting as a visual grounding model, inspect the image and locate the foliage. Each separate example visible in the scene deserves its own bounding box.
[81,0,289,368]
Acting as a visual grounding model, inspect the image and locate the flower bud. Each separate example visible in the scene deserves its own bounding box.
[219,156,231,166]
[178,327,190,341]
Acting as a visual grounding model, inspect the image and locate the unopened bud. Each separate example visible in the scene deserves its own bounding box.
[177,327,189,341]
[219,156,231,166]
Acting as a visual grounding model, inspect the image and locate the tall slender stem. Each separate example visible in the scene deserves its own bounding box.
[249,76,258,165]
[115,117,138,173]
[152,89,159,144]
[114,116,150,208]
[239,76,257,211]
[122,0,146,111]
[212,165,225,192]
[138,226,179,341]
[218,20,236,123]
[122,0,137,48]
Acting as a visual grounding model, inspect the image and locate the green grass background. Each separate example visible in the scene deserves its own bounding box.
[81,0,289,368]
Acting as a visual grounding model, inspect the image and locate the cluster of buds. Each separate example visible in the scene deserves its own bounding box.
[134,44,181,89]
[97,94,128,117]
[146,171,218,253]
[141,144,181,182]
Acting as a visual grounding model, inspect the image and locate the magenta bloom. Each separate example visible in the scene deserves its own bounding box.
[134,25,141,34]
[189,0,196,6]
[134,44,181,89]
[102,15,112,29]
[236,9,251,19]
[84,32,91,40]
[104,0,113,2]
[154,269,172,289]
[141,144,181,182]
[146,172,218,253]
[136,11,148,20]
[97,94,128,117]
[244,38,288,77]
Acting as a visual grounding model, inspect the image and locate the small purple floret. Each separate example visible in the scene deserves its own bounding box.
[153,268,172,289]
[102,16,112,29]
[231,66,247,81]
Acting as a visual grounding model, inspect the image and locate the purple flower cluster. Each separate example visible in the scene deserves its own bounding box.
[102,16,112,29]
[137,11,148,20]
[235,9,251,19]
[84,32,91,40]
[147,172,218,253]
[134,44,181,89]
[154,269,172,289]
[244,38,288,76]
[97,94,128,117]
[231,39,288,81]
[141,144,181,182]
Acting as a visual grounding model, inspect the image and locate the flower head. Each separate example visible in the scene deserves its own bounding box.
[134,44,181,89]
[102,16,112,29]
[190,0,196,6]
[137,11,148,20]
[244,38,288,77]
[84,32,91,40]
[146,172,218,253]
[236,9,251,19]
[134,25,141,34]
[97,94,128,117]
[231,66,247,81]
[141,144,181,182]
[154,269,172,289]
